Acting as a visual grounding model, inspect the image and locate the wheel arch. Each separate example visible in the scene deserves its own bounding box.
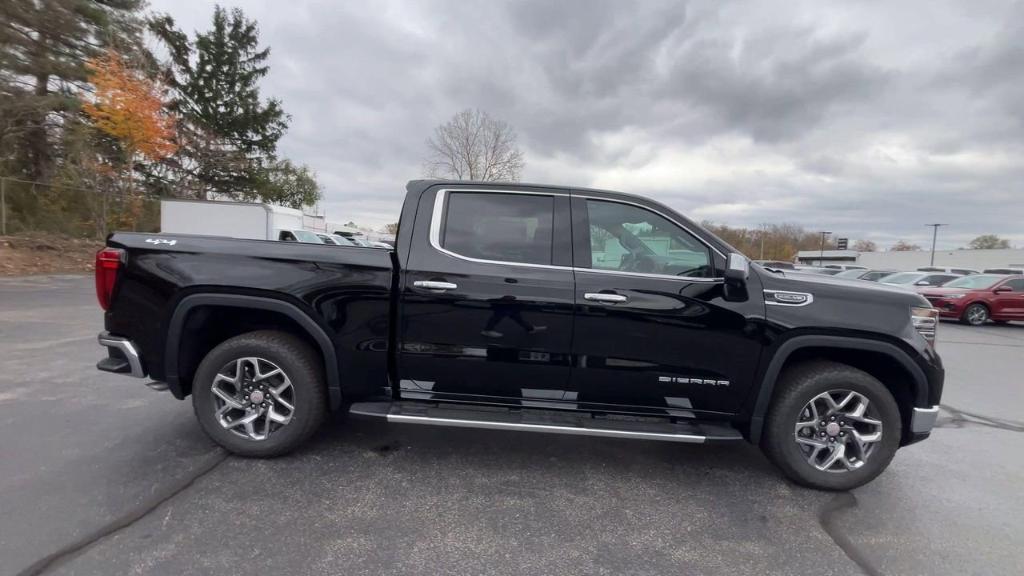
[748,335,929,446]
[165,293,343,410]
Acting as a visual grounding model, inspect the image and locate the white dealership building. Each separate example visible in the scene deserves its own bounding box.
[796,248,1024,271]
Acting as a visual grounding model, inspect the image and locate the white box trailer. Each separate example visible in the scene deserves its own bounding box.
[160,198,306,240]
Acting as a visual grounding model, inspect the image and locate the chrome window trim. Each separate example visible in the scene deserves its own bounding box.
[428,188,726,283]
[575,267,723,283]
[764,289,814,307]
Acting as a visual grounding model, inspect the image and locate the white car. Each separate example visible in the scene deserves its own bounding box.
[879,271,960,288]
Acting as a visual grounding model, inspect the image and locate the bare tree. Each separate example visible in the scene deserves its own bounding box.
[890,240,922,251]
[853,239,877,252]
[967,234,1011,250]
[425,109,524,181]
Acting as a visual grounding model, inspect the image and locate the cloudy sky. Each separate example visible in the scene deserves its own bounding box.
[149,0,1023,249]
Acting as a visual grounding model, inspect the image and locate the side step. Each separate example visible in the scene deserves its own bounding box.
[348,401,743,444]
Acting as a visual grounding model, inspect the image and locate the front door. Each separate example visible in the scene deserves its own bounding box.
[398,186,577,407]
[991,278,1024,319]
[568,195,763,417]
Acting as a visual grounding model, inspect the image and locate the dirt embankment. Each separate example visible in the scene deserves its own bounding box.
[0,234,102,276]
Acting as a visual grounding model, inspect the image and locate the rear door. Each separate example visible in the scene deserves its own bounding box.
[398,186,577,406]
[567,193,764,417]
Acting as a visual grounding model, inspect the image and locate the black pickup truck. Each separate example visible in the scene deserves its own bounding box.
[95,180,943,490]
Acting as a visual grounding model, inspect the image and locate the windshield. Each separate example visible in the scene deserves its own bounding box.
[944,274,1004,289]
[329,234,355,246]
[292,230,324,243]
[835,269,866,279]
[880,272,922,284]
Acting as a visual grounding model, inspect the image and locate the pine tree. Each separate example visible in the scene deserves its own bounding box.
[150,6,288,199]
[0,0,148,179]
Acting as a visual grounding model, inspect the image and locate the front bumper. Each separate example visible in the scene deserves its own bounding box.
[923,297,965,318]
[97,332,146,378]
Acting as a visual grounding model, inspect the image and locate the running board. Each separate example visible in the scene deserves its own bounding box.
[348,401,743,443]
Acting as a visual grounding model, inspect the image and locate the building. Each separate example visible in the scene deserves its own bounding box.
[795,250,860,266]
[795,248,1024,271]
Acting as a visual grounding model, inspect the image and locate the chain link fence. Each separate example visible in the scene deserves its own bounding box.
[0,177,160,239]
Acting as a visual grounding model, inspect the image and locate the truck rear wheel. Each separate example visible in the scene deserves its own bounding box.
[192,330,327,457]
[761,360,901,491]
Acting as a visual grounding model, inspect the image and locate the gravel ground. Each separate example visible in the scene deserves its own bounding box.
[1,275,1022,576]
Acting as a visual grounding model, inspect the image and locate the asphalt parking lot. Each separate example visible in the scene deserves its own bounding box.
[2,275,1022,576]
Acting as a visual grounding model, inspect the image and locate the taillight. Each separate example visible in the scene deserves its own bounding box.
[95,248,124,310]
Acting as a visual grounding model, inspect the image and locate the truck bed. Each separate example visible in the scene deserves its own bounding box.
[103,232,396,402]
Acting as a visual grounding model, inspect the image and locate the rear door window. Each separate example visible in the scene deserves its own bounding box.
[441,192,554,266]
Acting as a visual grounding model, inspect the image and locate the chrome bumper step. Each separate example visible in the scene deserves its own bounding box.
[348,401,743,443]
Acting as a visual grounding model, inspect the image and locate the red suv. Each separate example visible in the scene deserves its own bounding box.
[918,274,1024,325]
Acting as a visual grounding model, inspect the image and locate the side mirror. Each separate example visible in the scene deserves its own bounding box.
[725,253,749,284]
[915,280,930,286]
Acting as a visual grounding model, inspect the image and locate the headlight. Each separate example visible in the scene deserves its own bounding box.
[944,294,965,299]
[911,306,938,346]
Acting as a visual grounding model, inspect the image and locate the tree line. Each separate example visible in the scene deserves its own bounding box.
[1,1,320,237]
[702,224,1014,261]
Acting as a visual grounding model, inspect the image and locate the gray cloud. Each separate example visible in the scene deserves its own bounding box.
[150,0,1024,249]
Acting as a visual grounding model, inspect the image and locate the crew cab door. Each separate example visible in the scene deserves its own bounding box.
[568,194,763,417]
[398,186,577,406]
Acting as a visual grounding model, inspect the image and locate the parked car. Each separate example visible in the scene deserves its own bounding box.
[754,260,796,270]
[983,268,1024,275]
[94,180,943,491]
[917,266,979,275]
[316,233,357,246]
[879,271,960,288]
[824,264,868,271]
[918,274,1024,325]
[833,269,899,281]
[793,265,843,275]
[277,229,324,244]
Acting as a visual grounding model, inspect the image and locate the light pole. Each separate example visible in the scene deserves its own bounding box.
[925,224,947,266]
[819,231,831,266]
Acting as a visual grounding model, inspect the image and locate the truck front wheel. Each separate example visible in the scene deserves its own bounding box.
[761,360,902,491]
[192,330,327,457]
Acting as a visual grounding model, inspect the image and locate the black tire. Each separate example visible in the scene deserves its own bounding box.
[761,360,902,491]
[960,302,989,326]
[192,330,327,457]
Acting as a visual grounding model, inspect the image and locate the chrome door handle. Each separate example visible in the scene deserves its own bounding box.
[413,280,458,291]
[584,292,628,303]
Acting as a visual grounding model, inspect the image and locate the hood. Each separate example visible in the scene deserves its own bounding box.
[919,286,969,296]
[773,270,919,296]
[762,269,930,307]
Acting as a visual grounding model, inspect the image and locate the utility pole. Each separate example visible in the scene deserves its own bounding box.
[1,177,6,236]
[759,223,766,260]
[926,224,947,266]
[819,231,831,266]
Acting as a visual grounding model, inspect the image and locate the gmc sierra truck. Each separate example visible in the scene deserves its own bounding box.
[95,180,943,490]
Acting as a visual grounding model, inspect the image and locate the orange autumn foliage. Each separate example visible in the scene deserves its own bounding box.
[83,50,177,162]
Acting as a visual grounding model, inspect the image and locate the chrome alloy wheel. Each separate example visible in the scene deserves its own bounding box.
[793,390,882,472]
[966,304,988,325]
[211,357,295,441]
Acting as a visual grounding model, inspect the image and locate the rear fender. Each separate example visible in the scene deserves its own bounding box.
[165,293,343,409]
